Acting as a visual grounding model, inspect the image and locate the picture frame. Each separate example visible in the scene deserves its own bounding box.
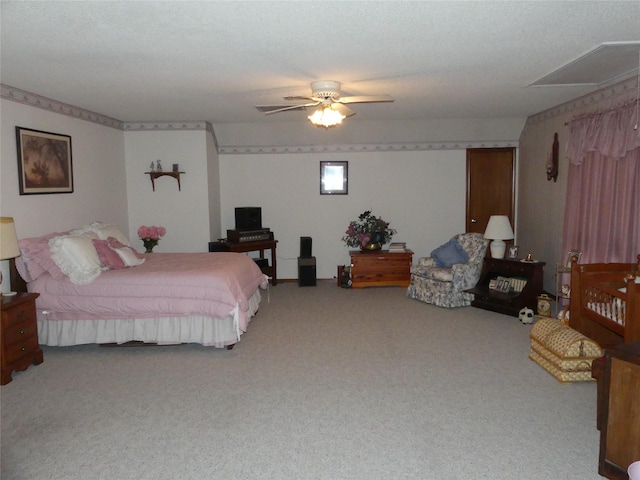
[564,249,582,269]
[495,276,511,293]
[16,127,73,195]
[507,245,519,259]
[320,161,348,195]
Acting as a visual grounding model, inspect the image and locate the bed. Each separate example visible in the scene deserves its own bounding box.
[12,223,269,349]
[569,254,640,349]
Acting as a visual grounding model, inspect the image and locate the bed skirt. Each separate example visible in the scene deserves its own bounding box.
[37,290,262,348]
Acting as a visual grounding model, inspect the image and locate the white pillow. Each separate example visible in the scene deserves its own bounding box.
[49,235,103,284]
[73,222,131,247]
[112,245,145,267]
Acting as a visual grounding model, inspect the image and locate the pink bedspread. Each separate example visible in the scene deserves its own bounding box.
[29,252,268,331]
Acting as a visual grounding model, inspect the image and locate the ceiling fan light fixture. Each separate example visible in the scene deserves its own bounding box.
[308,105,346,128]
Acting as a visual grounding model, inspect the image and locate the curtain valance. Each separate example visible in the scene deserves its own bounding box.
[566,99,640,164]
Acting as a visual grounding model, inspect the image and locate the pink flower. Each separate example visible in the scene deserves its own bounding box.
[137,225,166,241]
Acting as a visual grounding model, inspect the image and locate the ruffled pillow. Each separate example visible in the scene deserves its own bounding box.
[431,238,469,267]
[49,235,102,284]
[72,222,131,247]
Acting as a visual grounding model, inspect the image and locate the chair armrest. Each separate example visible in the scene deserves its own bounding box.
[416,257,437,267]
[451,261,483,291]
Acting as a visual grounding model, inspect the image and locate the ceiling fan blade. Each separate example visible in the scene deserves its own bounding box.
[261,102,319,115]
[332,103,356,117]
[283,95,316,101]
[336,95,394,104]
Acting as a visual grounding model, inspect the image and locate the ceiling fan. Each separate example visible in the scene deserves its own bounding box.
[256,80,394,127]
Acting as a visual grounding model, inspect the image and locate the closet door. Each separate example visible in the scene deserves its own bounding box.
[466,148,515,234]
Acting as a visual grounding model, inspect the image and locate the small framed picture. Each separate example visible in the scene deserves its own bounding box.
[495,276,511,293]
[565,249,582,269]
[507,245,519,259]
[320,161,348,195]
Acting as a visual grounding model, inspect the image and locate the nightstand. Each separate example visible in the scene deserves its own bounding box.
[1,292,42,385]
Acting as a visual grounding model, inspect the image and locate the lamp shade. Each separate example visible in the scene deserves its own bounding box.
[308,105,345,128]
[0,217,20,260]
[484,215,514,259]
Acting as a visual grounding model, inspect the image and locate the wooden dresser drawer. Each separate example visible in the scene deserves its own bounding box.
[3,331,39,364]
[4,319,38,347]
[2,300,36,328]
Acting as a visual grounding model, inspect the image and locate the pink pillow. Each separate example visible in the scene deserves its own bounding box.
[92,239,125,269]
[18,232,68,281]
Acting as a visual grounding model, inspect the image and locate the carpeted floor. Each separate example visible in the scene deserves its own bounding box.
[1,281,603,479]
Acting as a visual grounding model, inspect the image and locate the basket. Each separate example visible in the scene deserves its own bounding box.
[529,318,602,383]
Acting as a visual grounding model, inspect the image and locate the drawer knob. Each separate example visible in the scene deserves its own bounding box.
[19,329,25,335]
[18,311,25,318]
[21,346,26,351]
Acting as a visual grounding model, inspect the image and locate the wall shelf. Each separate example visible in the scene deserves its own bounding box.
[145,171,185,191]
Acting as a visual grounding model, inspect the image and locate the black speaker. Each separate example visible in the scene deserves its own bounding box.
[235,207,262,231]
[298,257,317,287]
[300,236,312,258]
[208,241,230,252]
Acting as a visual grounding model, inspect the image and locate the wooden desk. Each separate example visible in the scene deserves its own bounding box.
[350,250,413,288]
[466,257,545,317]
[216,239,278,285]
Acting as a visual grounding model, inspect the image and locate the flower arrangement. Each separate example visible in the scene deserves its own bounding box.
[137,225,166,253]
[342,210,396,249]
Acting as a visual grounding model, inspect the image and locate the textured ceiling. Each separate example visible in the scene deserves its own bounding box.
[1,1,639,127]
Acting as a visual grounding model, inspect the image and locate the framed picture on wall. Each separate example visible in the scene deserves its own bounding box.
[16,127,73,195]
[320,161,348,195]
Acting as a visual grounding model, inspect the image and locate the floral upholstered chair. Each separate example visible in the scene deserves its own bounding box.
[406,233,488,308]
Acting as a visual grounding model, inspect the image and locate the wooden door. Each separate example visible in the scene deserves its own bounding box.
[466,148,515,234]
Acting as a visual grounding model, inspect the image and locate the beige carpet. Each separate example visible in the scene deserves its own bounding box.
[1,281,602,479]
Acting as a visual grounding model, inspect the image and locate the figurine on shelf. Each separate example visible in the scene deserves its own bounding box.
[149,161,155,172]
[156,159,163,172]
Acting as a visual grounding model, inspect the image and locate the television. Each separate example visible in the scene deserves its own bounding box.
[235,207,262,231]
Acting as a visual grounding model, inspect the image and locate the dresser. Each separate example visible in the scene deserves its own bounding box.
[1,293,43,385]
[350,250,413,288]
[596,342,640,479]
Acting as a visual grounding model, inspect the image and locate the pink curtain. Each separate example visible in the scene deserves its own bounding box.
[562,99,640,264]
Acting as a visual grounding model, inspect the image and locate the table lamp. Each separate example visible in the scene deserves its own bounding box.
[484,215,514,259]
[0,217,21,296]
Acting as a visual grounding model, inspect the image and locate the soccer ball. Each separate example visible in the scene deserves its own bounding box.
[519,307,535,324]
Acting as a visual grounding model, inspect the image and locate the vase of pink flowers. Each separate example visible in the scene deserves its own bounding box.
[137,225,166,253]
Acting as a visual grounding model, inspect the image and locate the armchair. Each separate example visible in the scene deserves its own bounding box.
[407,233,488,308]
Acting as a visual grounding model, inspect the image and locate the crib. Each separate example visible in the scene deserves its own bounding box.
[569,254,640,349]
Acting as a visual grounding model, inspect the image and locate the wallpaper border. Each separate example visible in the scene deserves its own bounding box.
[1,84,124,130]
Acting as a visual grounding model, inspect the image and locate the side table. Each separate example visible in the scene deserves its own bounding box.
[1,292,43,385]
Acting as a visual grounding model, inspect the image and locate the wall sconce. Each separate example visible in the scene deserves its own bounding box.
[546,132,559,182]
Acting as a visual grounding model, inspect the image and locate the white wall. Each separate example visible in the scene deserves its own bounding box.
[124,129,212,252]
[220,149,467,280]
[0,99,127,239]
